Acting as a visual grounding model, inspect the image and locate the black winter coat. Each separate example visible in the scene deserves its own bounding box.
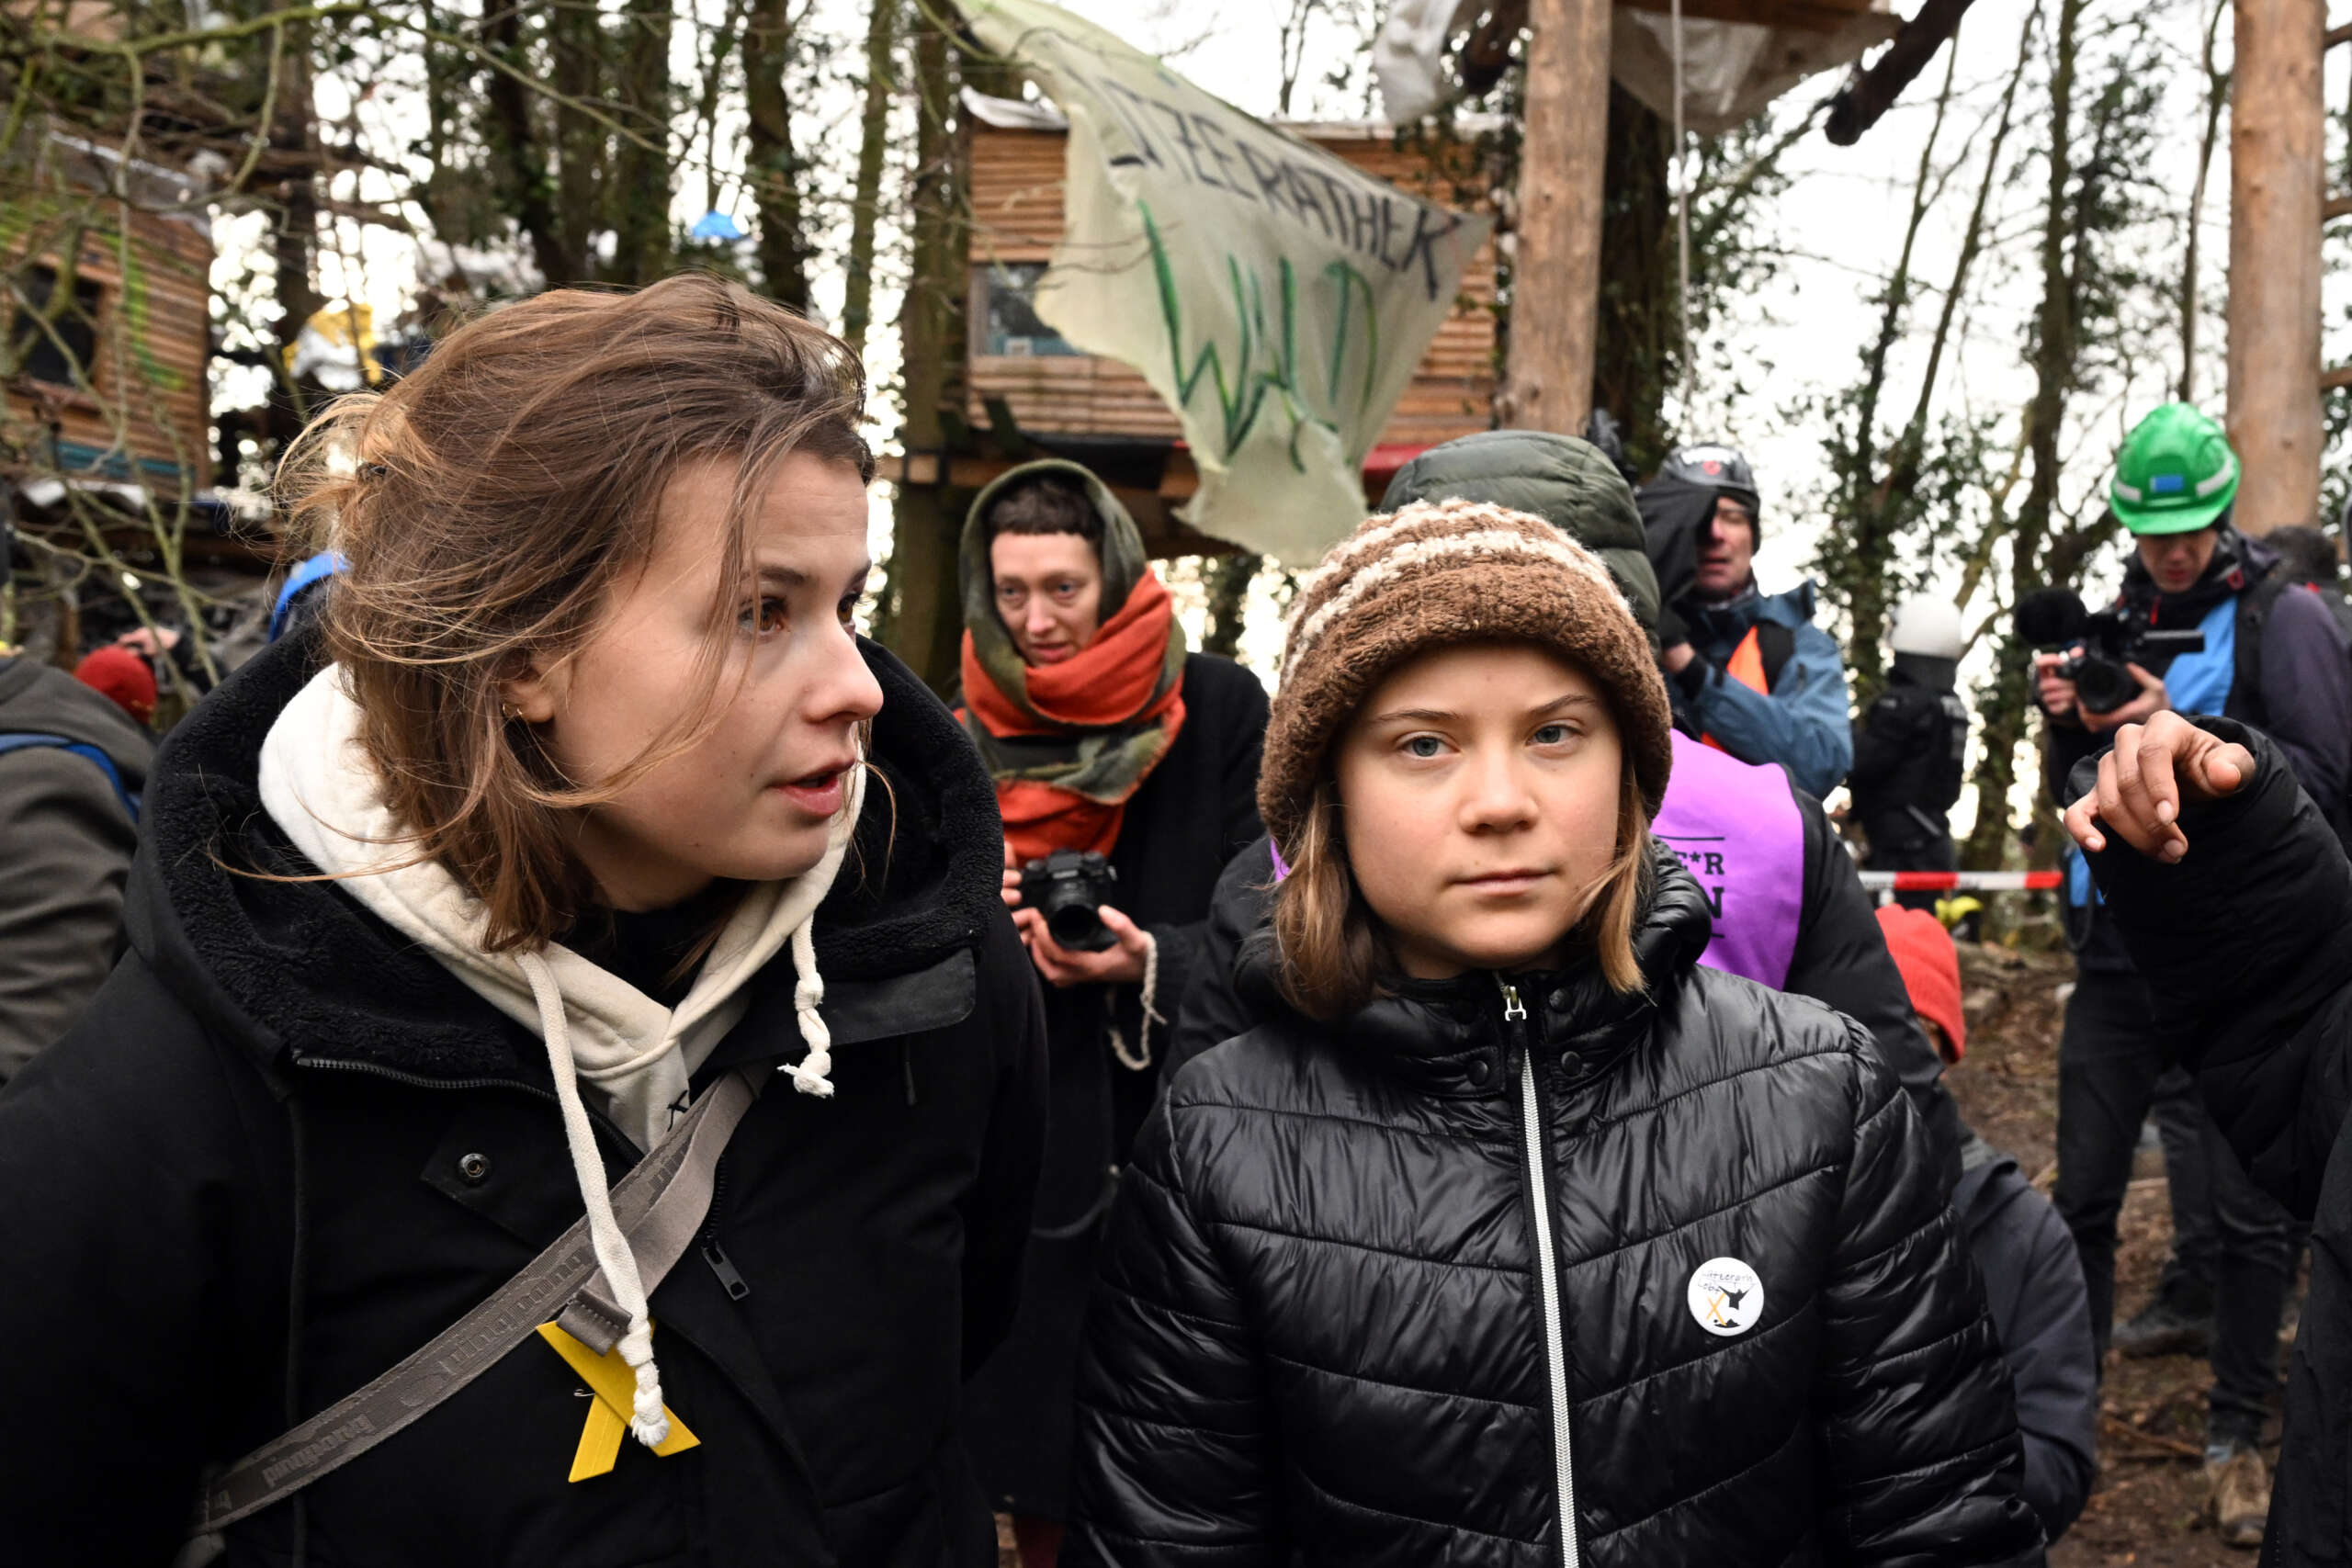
[1952,1142,2098,1543]
[964,651,1268,1517]
[1069,848,2043,1568]
[1168,796,1968,1194]
[2074,720,2352,1565]
[2044,529,2352,971]
[1849,655,1967,852]
[0,631,1048,1567]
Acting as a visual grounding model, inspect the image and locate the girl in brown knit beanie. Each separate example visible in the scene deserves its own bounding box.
[1060,500,2040,1568]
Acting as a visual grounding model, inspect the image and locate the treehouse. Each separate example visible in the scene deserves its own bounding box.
[945,93,1500,554]
[3,130,214,495]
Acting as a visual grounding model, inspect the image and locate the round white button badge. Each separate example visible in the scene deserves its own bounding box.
[1687,1257,1766,1337]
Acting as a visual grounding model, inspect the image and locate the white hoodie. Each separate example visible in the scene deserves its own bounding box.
[257,662,859,1447]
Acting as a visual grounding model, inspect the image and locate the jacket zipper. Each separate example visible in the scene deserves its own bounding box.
[1502,978,1580,1568]
[699,1159,752,1301]
[296,1055,560,1101]
[294,1055,633,1184]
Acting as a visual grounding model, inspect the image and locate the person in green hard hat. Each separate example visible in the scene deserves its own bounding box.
[2032,400,2352,1550]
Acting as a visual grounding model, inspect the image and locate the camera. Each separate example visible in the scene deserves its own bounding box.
[1018,849,1121,952]
[2015,588,2206,716]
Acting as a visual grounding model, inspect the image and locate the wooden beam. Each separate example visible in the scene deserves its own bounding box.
[2327,190,2352,220]
[2322,364,2352,390]
[1824,0,1981,145]
[1500,0,1611,434]
[2228,0,2327,533]
[1617,0,1872,33]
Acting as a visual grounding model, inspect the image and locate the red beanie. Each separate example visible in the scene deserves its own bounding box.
[1874,906,1965,1061]
[74,646,157,726]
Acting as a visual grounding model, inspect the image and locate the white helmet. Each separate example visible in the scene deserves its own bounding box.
[1888,595,1964,660]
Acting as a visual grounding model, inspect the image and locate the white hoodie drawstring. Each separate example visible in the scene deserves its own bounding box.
[516,949,670,1450]
[783,919,835,1097]
[514,911,836,1450]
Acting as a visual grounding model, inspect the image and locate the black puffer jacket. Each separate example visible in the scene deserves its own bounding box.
[1167,809,1967,1193]
[1069,849,2042,1567]
[0,630,1048,1566]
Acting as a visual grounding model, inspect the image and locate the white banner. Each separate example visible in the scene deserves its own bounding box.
[960,0,1491,565]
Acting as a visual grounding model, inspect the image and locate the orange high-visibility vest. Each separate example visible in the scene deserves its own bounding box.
[1701,626,1771,753]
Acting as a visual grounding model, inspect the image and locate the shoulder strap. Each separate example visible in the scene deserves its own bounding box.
[188,1064,770,1538]
[0,732,139,823]
[2234,568,2293,708]
[1756,621,1797,692]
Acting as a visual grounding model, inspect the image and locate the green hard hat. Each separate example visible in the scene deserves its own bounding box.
[2109,402,2239,535]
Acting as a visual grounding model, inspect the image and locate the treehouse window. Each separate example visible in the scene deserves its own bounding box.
[979,264,1080,357]
[9,265,103,389]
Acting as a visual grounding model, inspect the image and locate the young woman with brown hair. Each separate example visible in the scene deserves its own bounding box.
[0,275,1046,1565]
[1065,500,2043,1568]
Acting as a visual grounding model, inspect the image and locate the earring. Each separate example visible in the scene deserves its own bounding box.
[500,700,521,722]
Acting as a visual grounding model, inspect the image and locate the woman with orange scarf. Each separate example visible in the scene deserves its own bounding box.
[956,459,1269,1567]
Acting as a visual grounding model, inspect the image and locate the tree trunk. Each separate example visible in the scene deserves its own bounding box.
[1884,7,2033,496]
[1501,0,1611,434]
[266,21,322,455]
[842,0,900,355]
[2179,0,2228,401]
[881,15,969,693]
[482,4,573,286]
[1835,42,1959,707]
[550,3,603,283]
[1592,85,1672,475]
[610,0,675,286]
[2225,0,2324,531]
[745,0,812,312]
[1962,0,2081,874]
[1202,553,1260,659]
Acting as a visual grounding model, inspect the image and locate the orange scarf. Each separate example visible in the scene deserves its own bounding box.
[961,567,1188,865]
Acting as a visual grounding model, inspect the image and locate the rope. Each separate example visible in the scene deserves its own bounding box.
[515,950,669,1450]
[1672,0,1694,416]
[1107,931,1160,1073]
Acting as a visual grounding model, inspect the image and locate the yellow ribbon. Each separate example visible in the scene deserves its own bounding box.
[537,1322,700,1483]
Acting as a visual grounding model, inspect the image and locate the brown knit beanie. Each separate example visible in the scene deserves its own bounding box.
[1260,499,1674,855]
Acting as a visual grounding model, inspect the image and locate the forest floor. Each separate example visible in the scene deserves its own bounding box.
[996,941,2284,1568]
[1951,942,2290,1568]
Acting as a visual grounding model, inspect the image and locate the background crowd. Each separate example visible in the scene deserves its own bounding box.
[4,265,2347,1563]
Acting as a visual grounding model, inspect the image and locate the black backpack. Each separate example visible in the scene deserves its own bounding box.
[2233,563,2352,839]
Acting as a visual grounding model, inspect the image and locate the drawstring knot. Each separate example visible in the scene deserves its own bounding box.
[784,920,835,1096]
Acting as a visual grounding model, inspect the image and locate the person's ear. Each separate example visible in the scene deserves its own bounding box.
[498,656,566,725]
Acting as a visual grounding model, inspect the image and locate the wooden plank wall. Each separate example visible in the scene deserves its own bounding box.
[5,204,214,491]
[967,125,1497,448]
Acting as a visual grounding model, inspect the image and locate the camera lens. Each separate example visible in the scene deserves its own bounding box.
[2074,656,2137,715]
[1046,902,1108,950]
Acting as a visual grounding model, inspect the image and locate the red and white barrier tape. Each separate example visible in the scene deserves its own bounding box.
[1855,870,2062,892]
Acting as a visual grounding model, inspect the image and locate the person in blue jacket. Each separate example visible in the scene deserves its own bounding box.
[1638,444,1854,796]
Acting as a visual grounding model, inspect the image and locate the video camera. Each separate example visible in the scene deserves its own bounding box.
[1017,849,1121,952]
[2014,588,2205,716]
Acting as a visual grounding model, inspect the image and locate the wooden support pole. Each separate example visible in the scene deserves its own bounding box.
[2227,0,2326,533]
[1501,0,1612,434]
